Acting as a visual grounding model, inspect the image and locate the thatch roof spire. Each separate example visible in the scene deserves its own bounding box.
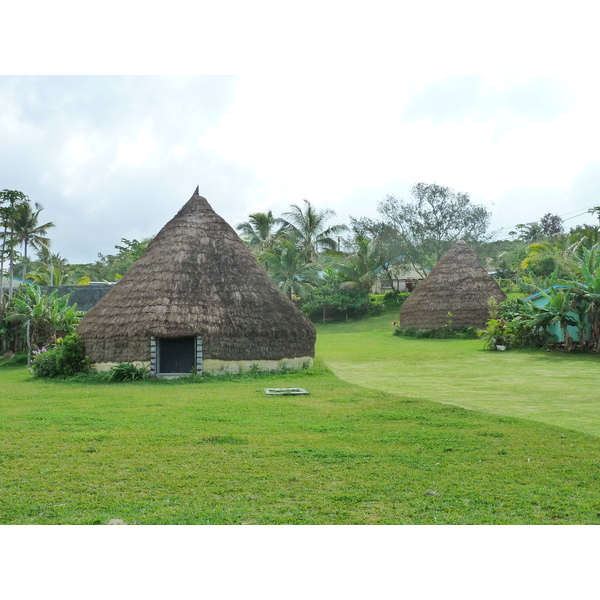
[78,188,316,365]
[399,240,506,329]
[178,186,212,213]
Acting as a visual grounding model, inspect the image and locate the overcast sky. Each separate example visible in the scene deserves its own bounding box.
[2,0,600,265]
[2,74,599,264]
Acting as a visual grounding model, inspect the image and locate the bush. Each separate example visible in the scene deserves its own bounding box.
[367,296,385,315]
[303,284,371,322]
[55,333,91,377]
[30,347,59,377]
[383,291,411,307]
[0,353,28,367]
[394,326,479,340]
[30,334,91,378]
[108,363,150,382]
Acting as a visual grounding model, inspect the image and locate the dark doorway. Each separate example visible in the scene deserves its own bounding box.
[158,337,196,374]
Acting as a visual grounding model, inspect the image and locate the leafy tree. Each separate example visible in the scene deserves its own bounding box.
[540,213,563,239]
[377,182,491,270]
[301,269,370,322]
[278,200,348,263]
[588,206,600,226]
[509,222,544,244]
[77,238,153,281]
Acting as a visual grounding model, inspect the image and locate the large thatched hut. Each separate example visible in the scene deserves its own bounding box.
[77,187,316,376]
[398,240,506,329]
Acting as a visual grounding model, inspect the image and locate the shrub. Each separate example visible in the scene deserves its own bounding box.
[478,319,509,350]
[394,326,478,340]
[0,353,28,367]
[55,333,91,377]
[383,291,411,307]
[303,284,371,322]
[30,347,59,378]
[30,334,91,378]
[367,296,385,315]
[108,363,150,382]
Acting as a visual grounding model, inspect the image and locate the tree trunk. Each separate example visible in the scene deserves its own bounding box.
[561,323,573,351]
[21,240,28,285]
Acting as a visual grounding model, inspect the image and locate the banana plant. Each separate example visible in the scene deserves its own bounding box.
[566,242,600,350]
[6,284,83,348]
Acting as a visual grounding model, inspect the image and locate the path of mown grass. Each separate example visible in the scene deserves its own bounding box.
[316,306,600,438]
[2,361,600,525]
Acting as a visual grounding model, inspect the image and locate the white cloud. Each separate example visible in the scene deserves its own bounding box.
[113,122,159,168]
[1,74,600,263]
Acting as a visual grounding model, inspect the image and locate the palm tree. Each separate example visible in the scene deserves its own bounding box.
[521,235,577,280]
[0,190,30,300]
[510,222,544,244]
[278,200,348,263]
[264,240,321,299]
[28,251,75,286]
[337,234,381,292]
[236,211,284,263]
[12,201,55,283]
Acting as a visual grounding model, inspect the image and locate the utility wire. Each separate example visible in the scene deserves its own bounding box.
[493,205,598,238]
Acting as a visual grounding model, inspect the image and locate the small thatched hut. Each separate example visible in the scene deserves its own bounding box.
[77,187,316,376]
[398,240,506,329]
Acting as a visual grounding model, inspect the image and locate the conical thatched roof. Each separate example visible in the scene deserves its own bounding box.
[399,240,506,329]
[78,187,316,364]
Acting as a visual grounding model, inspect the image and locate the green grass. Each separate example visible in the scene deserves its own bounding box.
[316,306,600,438]
[3,306,600,525]
[2,348,600,524]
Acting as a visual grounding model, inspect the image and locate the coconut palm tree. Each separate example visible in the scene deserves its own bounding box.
[0,190,30,301]
[510,222,544,244]
[28,251,77,286]
[278,200,348,263]
[12,201,55,283]
[264,239,321,299]
[521,235,577,280]
[236,211,285,263]
[337,234,381,292]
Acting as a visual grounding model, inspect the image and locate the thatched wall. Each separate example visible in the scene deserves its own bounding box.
[399,240,506,329]
[77,189,316,364]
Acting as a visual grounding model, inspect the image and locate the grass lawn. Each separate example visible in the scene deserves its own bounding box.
[2,345,600,524]
[316,306,600,438]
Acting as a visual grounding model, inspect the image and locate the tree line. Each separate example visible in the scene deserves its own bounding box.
[3,182,600,355]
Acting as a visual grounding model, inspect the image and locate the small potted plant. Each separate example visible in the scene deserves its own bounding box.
[478,318,508,351]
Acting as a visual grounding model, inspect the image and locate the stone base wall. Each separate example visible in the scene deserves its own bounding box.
[202,356,313,375]
[92,361,151,373]
[91,356,313,377]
